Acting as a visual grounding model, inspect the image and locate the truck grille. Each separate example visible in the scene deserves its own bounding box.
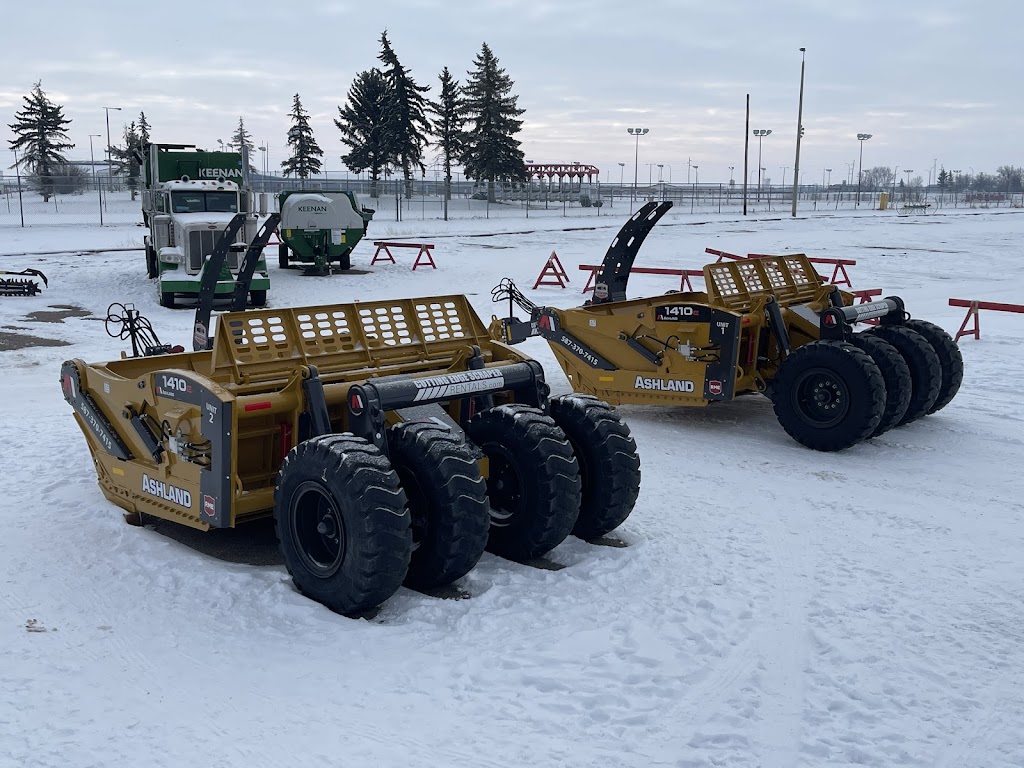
[188,230,242,273]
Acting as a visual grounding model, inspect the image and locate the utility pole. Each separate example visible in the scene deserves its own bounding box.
[791,47,806,217]
[743,95,750,216]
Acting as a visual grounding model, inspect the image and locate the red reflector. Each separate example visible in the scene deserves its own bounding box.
[244,401,272,412]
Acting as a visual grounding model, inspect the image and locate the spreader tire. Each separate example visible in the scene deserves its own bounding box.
[548,394,641,540]
[278,243,290,270]
[337,250,352,270]
[904,319,963,413]
[866,325,941,425]
[274,434,411,616]
[772,340,886,451]
[467,405,581,561]
[387,422,490,589]
[158,290,176,309]
[249,289,267,307]
[849,332,912,437]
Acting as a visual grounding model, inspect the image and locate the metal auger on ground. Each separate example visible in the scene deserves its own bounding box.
[0,269,48,297]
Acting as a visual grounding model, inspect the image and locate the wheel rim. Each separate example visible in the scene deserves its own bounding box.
[290,481,346,577]
[481,442,522,528]
[791,367,850,428]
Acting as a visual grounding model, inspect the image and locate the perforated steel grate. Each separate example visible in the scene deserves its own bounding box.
[359,305,415,348]
[415,300,467,342]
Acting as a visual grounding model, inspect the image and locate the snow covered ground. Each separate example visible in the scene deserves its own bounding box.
[1,207,1022,767]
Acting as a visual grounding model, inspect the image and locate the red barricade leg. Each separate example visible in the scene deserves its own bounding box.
[412,247,437,271]
[371,245,395,265]
[954,303,980,341]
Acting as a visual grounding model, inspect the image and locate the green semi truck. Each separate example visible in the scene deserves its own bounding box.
[141,144,270,308]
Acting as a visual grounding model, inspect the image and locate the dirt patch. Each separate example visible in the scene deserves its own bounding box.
[25,304,93,324]
[0,331,70,351]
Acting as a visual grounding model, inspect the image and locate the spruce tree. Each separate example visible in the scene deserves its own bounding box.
[7,81,74,201]
[229,116,255,157]
[110,121,143,200]
[138,111,151,146]
[428,66,466,218]
[461,43,526,203]
[336,68,396,198]
[378,30,432,198]
[281,93,323,180]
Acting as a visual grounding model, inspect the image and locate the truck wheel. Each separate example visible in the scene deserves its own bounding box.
[548,394,640,540]
[338,251,352,271]
[848,333,911,436]
[274,434,411,616]
[904,319,963,413]
[387,422,489,589]
[866,325,941,425]
[145,245,158,279]
[467,404,581,561]
[249,290,267,307]
[278,244,289,270]
[771,340,886,451]
[158,290,176,309]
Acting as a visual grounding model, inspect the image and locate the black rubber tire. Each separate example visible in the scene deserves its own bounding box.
[274,434,411,616]
[905,319,963,413]
[467,404,581,560]
[249,289,267,307]
[548,394,641,539]
[849,332,912,437]
[145,244,158,279]
[278,243,289,270]
[159,290,176,309]
[866,325,941,425]
[387,422,490,589]
[771,340,886,451]
[338,250,352,270]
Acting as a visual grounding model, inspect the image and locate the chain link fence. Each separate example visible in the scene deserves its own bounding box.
[3,173,1021,229]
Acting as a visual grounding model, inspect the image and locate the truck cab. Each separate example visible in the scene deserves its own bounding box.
[142,144,270,309]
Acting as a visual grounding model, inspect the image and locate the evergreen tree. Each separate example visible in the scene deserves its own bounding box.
[110,121,143,200]
[377,30,432,198]
[7,81,74,201]
[281,93,323,180]
[428,66,466,217]
[937,167,948,188]
[336,68,396,198]
[138,111,151,146]
[228,116,255,157]
[461,43,526,203]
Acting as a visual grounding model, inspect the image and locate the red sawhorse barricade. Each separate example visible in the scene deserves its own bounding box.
[949,298,1024,341]
[533,252,570,289]
[371,241,437,270]
[705,248,856,287]
[579,264,704,294]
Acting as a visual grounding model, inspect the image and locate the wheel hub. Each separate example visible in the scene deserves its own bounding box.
[793,368,850,428]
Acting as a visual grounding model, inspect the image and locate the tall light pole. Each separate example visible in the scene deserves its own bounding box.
[103,106,121,197]
[627,127,649,208]
[12,146,24,227]
[693,165,699,184]
[781,166,790,187]
[753,129,771,200]
[904,169,914,199]
[856,133,872,206]
[89,134,103,226]
[729,166,735,185]
[617,162,625,189]
[791,47,807,217]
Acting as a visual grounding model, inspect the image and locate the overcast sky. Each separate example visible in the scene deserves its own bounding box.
[2,0,1020,186]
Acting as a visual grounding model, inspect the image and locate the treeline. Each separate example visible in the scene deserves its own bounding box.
[7,32,527,215]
